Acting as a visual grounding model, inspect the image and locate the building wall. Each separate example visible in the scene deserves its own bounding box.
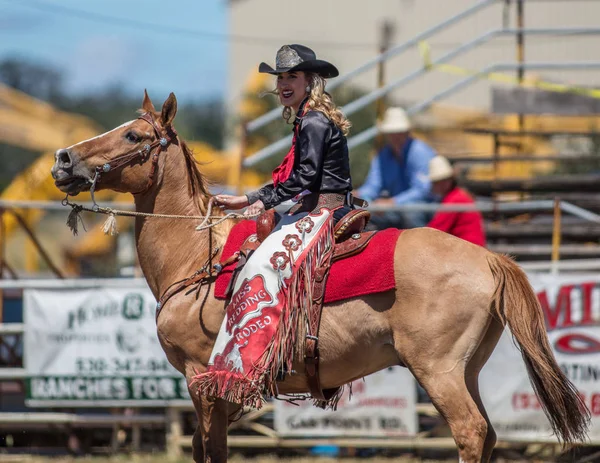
[228,0,600,114]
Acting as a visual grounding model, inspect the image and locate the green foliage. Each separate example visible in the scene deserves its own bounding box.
[56,86,227,150]
[0,57,227,190]
[0,57,64,101]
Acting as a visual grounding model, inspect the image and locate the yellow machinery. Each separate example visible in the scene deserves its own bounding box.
[0,83,267,274]
[0,83,110,272]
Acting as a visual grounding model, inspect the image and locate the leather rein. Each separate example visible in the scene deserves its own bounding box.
[155,249,241,320]
[88,112,177,206]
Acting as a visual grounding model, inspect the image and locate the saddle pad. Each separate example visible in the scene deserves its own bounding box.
[214,220,402,304]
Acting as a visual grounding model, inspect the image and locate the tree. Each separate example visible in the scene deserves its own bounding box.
[0,57,64,102]
[0,58,228,191]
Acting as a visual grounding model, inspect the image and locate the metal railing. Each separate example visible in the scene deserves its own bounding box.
[244,32,600,166]
[348,60,600,150]
[245,0,498,134]
[240,0,600,168]
[242,0,499,167]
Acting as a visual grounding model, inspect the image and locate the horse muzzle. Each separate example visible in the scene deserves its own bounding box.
[51,148,93,195]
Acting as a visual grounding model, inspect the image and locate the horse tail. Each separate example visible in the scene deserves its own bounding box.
[487,253,590,446]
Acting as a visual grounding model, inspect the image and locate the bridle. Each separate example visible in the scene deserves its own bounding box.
[87,112,177,208]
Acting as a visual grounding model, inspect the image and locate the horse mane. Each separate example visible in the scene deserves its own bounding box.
[136,108,212,213]
[180,139,212,213]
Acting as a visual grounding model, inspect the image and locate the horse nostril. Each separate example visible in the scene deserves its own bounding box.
[57,149,72,168]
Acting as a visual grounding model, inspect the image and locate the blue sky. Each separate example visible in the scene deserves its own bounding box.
[0,0,228,101]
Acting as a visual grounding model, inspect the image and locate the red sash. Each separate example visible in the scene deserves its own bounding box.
[271,136,296,187]
[271,106,306,187]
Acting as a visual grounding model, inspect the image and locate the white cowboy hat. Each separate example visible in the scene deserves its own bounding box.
[377,107,411,134]
[429,156,455,182]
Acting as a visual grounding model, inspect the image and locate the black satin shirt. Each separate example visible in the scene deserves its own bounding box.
[246,102,352,210]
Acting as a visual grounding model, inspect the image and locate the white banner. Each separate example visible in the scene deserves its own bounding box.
[480,272,600,442]
[275,366,417,437]
[24,288,190,407]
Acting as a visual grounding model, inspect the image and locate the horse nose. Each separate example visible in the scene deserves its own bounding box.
[55,148,73,169]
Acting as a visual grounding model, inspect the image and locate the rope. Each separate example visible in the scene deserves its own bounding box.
[63,196,259,235]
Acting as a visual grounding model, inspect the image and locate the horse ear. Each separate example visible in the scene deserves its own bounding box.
[142,89,156,113]
[161,92,178,127]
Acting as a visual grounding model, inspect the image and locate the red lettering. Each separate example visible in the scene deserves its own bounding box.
[581,283,597,326]
[538,285,574,330]
[512,392,541,411]
[591,394,600,416]
[555,333,600,354]
[356,398,407,408]
[226,276,273,333]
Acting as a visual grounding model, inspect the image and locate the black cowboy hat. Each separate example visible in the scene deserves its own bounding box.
[259,44,339,79]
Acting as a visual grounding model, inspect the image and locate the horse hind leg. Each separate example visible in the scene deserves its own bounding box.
[465,374,496,463]
[464,316,506,462]
[414,365,488,463]
[403,311,504,462]
[397,312,494,461]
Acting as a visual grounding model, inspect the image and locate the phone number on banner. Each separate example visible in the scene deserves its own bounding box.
[75,357,173,375]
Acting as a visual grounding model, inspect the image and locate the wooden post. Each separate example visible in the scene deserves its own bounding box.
[129,407,141,452]
[166,407,183,458]
[110,422,120,454]
[375,20,395,150]
[0,210,4,322]
[110,408,120,454]
[551,198,561,276]
[234,123,249,195]
[132,424,141,452]
[516,0,525,133]
[491,133,501,226]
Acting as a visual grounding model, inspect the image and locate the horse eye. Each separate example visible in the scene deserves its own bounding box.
[125,131,140,143]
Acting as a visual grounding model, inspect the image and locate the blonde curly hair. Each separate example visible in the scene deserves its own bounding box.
[266,72,351,136]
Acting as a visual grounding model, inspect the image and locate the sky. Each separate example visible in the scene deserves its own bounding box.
[0,0,228,101]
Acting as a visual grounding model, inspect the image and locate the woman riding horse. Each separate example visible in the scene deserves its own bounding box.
[193,44,357,407]
[51,86,590,463]
[217,44,352,216]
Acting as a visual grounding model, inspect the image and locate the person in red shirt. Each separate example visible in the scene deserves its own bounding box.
[426,156,486,247]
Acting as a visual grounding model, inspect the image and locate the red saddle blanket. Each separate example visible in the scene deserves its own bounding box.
[214,220,403,304]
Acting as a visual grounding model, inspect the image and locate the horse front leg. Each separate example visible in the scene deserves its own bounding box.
[189,390,230,463]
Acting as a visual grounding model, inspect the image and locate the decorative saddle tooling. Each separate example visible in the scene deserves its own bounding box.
[213,209,403,405]
[214,210,401,303]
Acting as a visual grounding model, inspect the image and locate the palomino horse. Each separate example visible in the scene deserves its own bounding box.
[51,92,589,462]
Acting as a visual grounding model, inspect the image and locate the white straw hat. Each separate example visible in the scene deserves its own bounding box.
[377,107,411,134]
[429,156,455,182]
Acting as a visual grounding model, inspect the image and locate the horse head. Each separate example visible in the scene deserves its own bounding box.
[51,90,178,196]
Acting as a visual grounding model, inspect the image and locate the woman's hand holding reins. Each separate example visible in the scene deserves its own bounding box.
[244,200,265,217]
[214,195,249,210]
[214,195,265,217]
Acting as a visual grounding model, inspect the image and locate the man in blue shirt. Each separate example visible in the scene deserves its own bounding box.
[356,107,436,229]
